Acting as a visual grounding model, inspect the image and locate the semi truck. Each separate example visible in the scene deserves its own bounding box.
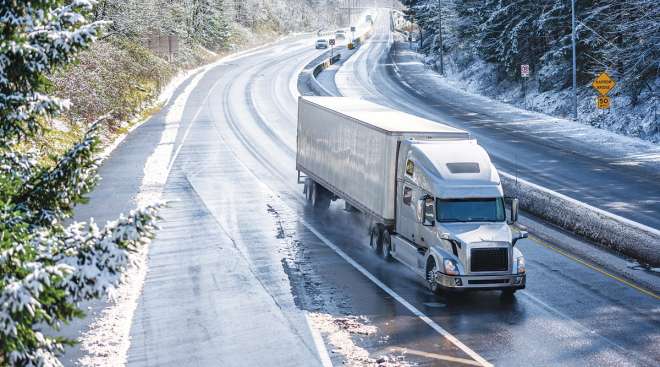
[296,96,528,295]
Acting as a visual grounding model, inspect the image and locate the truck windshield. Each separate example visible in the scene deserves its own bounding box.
[436,198,505,223]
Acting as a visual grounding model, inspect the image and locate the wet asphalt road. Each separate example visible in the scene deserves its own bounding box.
[333,12,660,231]
[64,19,659,367]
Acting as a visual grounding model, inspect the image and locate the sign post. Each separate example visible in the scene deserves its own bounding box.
[592,72,616,111]
[521,64,530,109]
[350,26,356,45]
[329,38,335,58]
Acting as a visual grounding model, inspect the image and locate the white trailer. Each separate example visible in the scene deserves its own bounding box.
[297,96,527,295]
[297,96,469,222]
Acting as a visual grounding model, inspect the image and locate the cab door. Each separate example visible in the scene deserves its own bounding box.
[416,192,436,263]
[396,181,417,242]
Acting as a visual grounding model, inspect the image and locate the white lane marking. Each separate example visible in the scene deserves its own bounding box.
[305,311,334,367]
[299,218,493,367]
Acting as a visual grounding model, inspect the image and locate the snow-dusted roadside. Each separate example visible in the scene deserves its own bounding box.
[76,68,207,366]
[435,55,658,143]
[309,313,413,367]
[71,34,304,367]
[100,34,299,159]
[390,41,660,171]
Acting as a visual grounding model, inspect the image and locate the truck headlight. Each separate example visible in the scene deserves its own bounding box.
[443,259,459,276]
[516,257,526,274]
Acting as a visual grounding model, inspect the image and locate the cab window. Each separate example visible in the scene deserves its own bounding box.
[406,160,414,177]
[403,186,413,206]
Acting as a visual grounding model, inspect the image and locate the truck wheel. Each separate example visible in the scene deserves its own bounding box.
[311,182,330,210]
[304,178,313,202]
[381,230,393,262]
[502,289,517,297]
[370,226,383,254]
[426,258,443,295]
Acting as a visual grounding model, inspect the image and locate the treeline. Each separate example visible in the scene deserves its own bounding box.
[49,0,341,151]
[403,0,658,112]
[93,0,342,53]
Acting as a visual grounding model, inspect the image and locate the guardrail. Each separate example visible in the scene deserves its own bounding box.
[300,52,342,96]
[313,54,341,77]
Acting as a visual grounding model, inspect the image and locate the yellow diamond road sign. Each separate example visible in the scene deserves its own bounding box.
[592,72,616,96]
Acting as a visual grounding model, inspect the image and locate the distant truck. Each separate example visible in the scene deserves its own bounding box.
[296,97,527,295]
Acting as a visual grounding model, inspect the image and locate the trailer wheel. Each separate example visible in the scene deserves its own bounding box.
[304,178,313,202]
[370,225,383,254]
[381,230,393,262]
[426,257,443,295]
[311,181,330,210]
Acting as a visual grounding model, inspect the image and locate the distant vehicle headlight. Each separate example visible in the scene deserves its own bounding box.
[516,257,526,274]
[443,259,459,276]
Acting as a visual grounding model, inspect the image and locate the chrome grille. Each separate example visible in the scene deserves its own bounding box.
[470,248,508,272]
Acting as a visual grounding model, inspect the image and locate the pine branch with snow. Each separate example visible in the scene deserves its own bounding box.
[0,1,162,365]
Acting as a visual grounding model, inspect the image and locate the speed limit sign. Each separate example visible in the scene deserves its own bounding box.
[329,38,335,46]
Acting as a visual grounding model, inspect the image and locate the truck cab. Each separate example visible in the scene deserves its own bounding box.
[389,140,527,294]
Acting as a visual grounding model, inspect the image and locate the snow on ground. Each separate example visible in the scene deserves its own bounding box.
[76,68,208,367]
[308,313,414,367]
[451,57,658,143]
[391,40,660,169]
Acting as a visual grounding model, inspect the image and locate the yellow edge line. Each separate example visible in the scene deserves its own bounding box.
[527,233,660,300]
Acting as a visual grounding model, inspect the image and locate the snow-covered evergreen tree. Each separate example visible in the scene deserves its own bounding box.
[405,0,658,114]
[0,1,161,365]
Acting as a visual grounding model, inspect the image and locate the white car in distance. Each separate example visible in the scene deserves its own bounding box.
[315,39,329,49]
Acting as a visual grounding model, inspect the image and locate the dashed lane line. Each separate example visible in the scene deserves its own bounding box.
[528,233,659,300]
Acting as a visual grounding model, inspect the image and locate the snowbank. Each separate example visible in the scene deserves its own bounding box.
[501,172,660,266]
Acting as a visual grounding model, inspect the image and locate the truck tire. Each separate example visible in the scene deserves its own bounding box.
[304,178,313,202]
[370,225,383,254]
[426,257,443,295]
[502,289,517,297]
[311,181,330,210]
[381,230,393,262]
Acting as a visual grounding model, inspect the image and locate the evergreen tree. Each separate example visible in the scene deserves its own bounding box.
[0,1,161,365]
[190,0,232,50]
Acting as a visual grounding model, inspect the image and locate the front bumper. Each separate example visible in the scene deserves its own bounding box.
[436,272,526,290]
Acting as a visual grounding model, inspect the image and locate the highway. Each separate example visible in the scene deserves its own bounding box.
[63,11,659,367]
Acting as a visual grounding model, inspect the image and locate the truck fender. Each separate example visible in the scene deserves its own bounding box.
[426,247,463,275]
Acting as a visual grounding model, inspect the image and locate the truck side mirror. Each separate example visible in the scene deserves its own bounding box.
[422,196,435,226]
[512,231,528,246]
[509,198,519,224]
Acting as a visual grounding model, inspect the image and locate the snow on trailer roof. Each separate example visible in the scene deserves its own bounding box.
[302,96,470,138]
